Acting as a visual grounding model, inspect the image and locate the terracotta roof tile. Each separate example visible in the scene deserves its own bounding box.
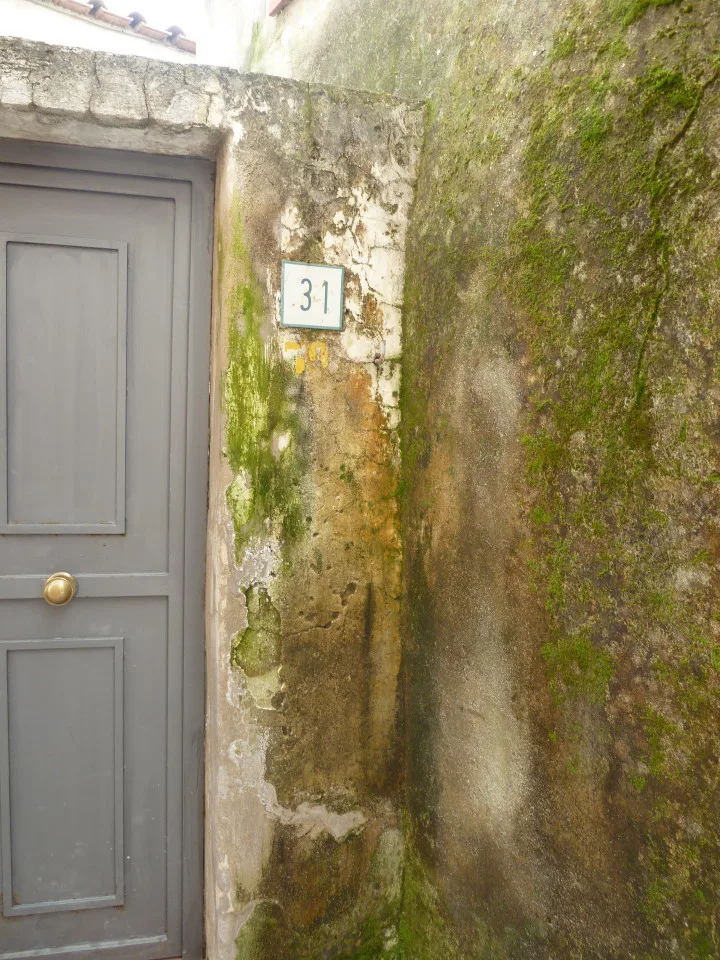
[54,0,92,12]
[41,0,196,54]
[96,9,133,28]
[268,0,293,15]
[134,22,170,42]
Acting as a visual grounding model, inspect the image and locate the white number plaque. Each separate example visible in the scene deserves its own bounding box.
[280,260,345,331]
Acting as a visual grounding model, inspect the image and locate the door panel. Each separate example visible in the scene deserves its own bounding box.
[1,638,124,915]
[0,599,170,954]
[3,236,127,533]
[0,143,212,960]
[0,184,177,576]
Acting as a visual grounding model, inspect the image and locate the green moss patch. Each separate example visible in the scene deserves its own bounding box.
[221,202,307,553]
[401,0,720,954]
[231,586,282,675]
[236,903,286,960]
[496,5,720,950]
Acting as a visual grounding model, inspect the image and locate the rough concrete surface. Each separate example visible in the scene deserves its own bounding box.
[253,0,720,957]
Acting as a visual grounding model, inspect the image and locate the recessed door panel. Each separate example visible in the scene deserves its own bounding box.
[0,184,176,578]
[2,237,127,533]
[0,639,124,915]
[0,142,211,960]
[0,598,170,955]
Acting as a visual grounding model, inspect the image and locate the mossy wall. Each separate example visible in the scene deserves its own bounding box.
[253,1,720,956]
[205,75,424,960]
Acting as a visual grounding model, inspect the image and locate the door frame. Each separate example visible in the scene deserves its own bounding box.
[0,138,214,960]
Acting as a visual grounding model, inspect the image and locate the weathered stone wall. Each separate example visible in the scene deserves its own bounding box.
[246,0,468,100]
[208,80,423,960]
[0,38,424,960]
[252,2,720,957]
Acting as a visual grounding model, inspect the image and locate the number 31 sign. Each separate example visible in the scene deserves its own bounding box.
[280,260,345,331]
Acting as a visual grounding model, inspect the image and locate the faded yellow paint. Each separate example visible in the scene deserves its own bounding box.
[283,341,306,376]
[283,340,329,375]
[309,341,329,368]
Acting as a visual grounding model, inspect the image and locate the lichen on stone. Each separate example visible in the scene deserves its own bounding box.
[231,586,282,676]
[497,5,720,951]
[221,199,307,554]
[400,0,720,954]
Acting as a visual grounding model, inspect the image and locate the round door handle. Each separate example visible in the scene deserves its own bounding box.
[43,572,78,606]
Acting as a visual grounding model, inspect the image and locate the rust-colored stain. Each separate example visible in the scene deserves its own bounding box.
[267,358,402,801]
[361,293,384,336]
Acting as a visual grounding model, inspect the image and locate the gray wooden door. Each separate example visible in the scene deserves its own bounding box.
[0,142,212,960]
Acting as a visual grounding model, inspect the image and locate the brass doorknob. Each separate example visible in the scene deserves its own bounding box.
[43,572,78,606]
